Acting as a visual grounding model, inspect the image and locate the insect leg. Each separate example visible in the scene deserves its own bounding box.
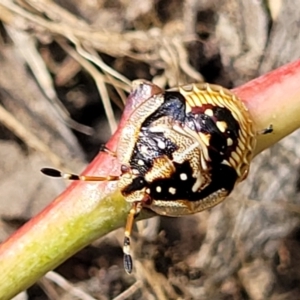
[257,124,273,135]
[123,202,141,274]
[99,144,117,157]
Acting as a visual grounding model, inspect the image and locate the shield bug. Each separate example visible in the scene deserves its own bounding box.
[42,81,272,274]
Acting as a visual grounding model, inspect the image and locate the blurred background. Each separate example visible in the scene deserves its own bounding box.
[1,0,300,299]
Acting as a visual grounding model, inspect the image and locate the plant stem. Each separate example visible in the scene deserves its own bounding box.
[0,61,300,299]
[234,59,300,156]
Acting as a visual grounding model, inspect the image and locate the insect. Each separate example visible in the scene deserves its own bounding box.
[42,81,272,274]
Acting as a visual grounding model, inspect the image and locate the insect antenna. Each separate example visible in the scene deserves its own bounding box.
[41,144,120,181]
[41,168,119,181]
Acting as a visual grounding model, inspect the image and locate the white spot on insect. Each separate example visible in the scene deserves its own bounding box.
[140,145,148,154]
[216,121,227,133]
[132,169,140,175]
[146,188,150,194]
[204,109,214,116]
[168,187,176,195]
[149,126,164,133]
[227,138,233,146]
[138,159,144,166]
[221,159,230,166]
[156,186,162,193]
[180,173,188,181]
[156,139,166,149]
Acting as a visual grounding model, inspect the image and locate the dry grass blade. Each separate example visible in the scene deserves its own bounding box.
[44,271,96,300]
[5,25,94,135]
[112,280,143,300]
[56,40,127,108]
[0,0,139,58]
[1,0,133,135]
[135,260,180,300]
[0,104,65,169]
[56,39,131,93]
[73,43,131,88]
[71,42,125,133]
[158,37,181,86]
[1,0,205,89]
[173,37,204,82]
[38,276,60,300]
[11,292,28,300]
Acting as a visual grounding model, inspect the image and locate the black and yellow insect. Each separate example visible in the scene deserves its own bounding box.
[42,81,272,274]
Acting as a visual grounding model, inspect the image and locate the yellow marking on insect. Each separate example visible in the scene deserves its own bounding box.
[231,151,240,162]
[229,157,237,168]
[238,140,245,151]
[192,174,203,192]
[168,187,176,195]
[236,146,243,157]
[216,121,227,133]
[199,132,211,146]
[185,101,192,113]
[204,109,214,116]
[227,138,233,146]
